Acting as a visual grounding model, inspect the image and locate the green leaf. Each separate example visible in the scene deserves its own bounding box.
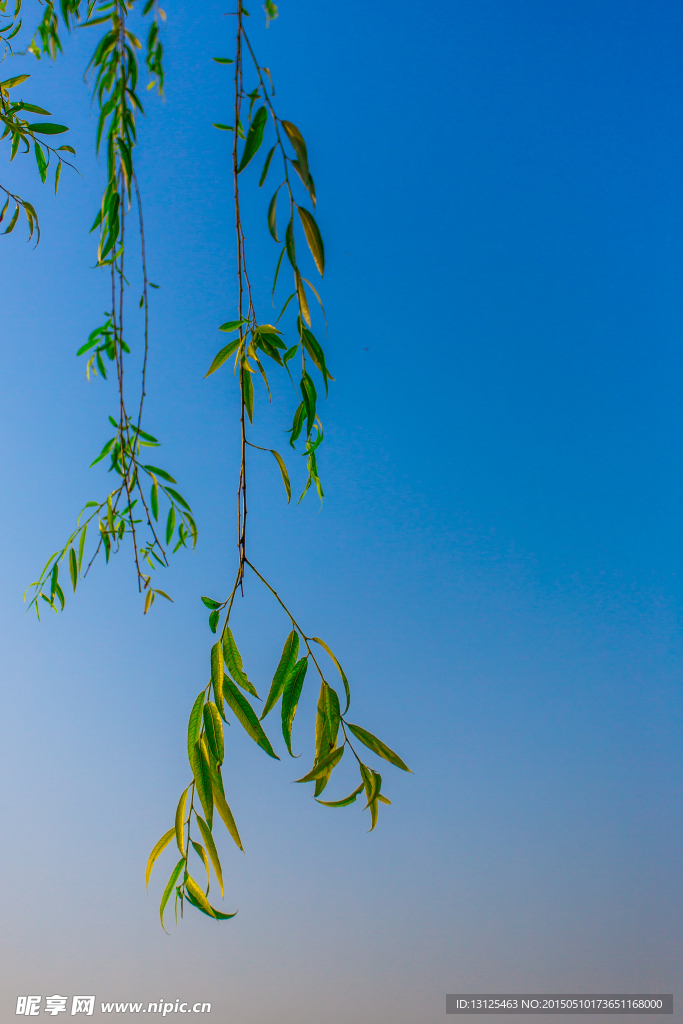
[316,681,340,762]
[311,637,350,712]
[212,781,243,851]
[191,741,214,826]
[191,840,210,889]
[285,217,296,268]
[143,465,177,483]
[68,547,78,592]
[1,74,30,90]
[196,814,224,896]
[209,609,220,633]
[222,626,258,697]
[222,675,279,759]
[281,120,309,180]
[299,372,318,437]
[166,505,175,545]
[146,826,175,888]
[150,479,159,521]
[175,786,189,856]
[34,141,47,184]
[261,630,299,719]
[219,318,246,332]
[202,596,222,609]
[184,878,236,920]
[187,691,205,762]
[165,487,191,512]
[27,122,68,134]
[297,206,325,275]
[160,857,185,932]
[205,338,240,377]
[267,186,281,243]
[77,523,87,574]
[90,436,115,467]
[316,783,364,808]
[346,723,411,772]
[213,57,234,63]
[281,657,308,756]
[210,640,224,711]
[185,874,216,917]
[241,364,254,423]
[295,743,344,783]
[203,700,224,764]
[270,449,291,502]
[238,105,267,172]
[259,144,276,187]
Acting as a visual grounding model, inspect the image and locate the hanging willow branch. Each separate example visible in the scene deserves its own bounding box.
[0,0,76,240]
[25,0,194,618]
[147,1,411,930]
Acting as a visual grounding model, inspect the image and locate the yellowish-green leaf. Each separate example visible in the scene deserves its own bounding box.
[146,826,175,888]
[295,743,344,783]
[297,206,324,275]
[222,675,279,759]
[175,786,189,856]
[196,814,224,896]
[160,857,185,932]
[261,630,299,719]
[346,722,411,772]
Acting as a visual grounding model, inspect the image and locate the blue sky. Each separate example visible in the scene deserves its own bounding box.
[1,0,682,1020]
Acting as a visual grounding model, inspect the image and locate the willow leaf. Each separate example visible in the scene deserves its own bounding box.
[316,783,364,808]
[222,675,279,759]
[222,626,258,697]
[212,780,244,851]
[191,741,214,826]
[160,857,185,932]
[187,691,205,763]
[175,786,189,856]
[196,814,224,896]
[210,641,224,711]
[261,630,299,719]
[238,105,266,172]
[311,637,350,712]
[297,206,324,275]
[205,338,241,377]
[146,826,175,888]
[203,700,224,765]
[281,656,308,756]
[346,723,411,772]
[295,743,344,783]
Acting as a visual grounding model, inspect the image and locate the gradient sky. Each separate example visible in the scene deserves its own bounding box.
[1,0,682,1021]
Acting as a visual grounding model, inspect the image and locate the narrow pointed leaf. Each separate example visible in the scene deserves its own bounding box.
[205,338,241,377]
[175,786,189,855]
[281,656,308,756]
[187,691,205,762]
[210,641,224,711]
[160,857,185,931]
[196,814,224,896]
[203,701,224,764]
[311,637,350,712]
[146,826,175,888]
[237,105,266,172]
[223,627,258,697]
[297,206,325,275]
[346,723,411,772]
[222,675,279,759]
[295,743,344,783]
[212,780,244,851]
[261,630,299,719]
[316,783,364,808]
[191,741,214,825]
